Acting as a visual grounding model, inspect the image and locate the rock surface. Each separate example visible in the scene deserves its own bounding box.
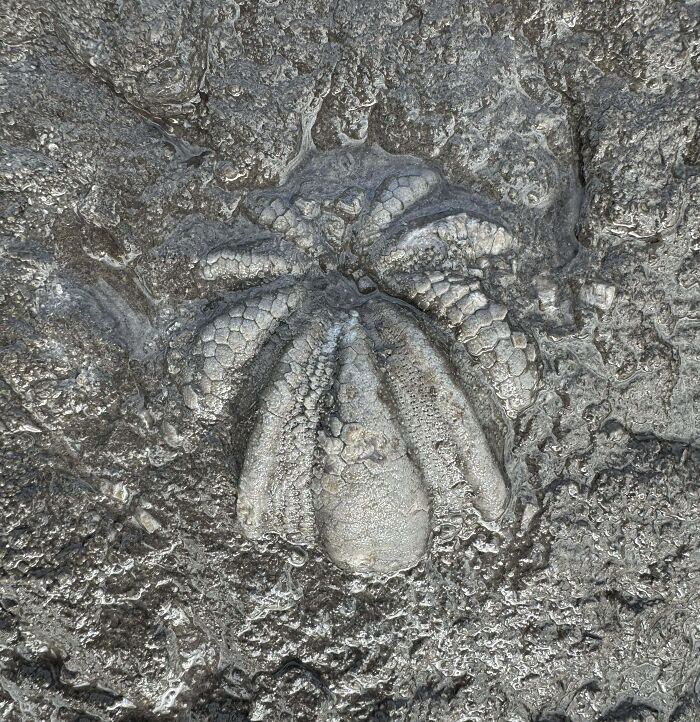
[1,1,698,720]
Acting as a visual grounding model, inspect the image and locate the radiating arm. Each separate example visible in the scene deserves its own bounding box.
[315,315,430,574]
[199,237,313,288]
[182,284,306,418]
[375,270,538,416]
[236,311,343,544]
[365,302,509,522]
[367,212,518,277]
[354,169,439,251]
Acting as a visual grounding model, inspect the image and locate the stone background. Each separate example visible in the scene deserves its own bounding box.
[1,1,698,720]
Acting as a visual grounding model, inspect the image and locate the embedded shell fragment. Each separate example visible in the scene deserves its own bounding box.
[180,149,539,574]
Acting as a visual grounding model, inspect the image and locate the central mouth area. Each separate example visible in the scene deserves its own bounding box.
[318,270,379,310]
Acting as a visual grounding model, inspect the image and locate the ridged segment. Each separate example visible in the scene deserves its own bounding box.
[368,212,517,277]
[316,315,430,574]
[241,196,317,253]
[367,303,508,521]
[237,312,343,544]
[431,213,517,258]
[358,169,439,248]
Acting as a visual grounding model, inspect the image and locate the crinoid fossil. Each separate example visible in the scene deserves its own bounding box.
[179,147,539,574]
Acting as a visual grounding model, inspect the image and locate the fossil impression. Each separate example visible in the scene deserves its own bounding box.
[179,147,539,574]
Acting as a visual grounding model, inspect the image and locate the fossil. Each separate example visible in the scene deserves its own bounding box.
[179,146,539,574]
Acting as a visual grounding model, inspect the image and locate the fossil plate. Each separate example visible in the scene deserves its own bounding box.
[178,146,539,574]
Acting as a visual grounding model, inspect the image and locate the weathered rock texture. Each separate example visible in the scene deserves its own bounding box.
[1,0,698,720]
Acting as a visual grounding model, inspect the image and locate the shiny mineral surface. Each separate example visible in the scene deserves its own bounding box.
[1,1,699,721]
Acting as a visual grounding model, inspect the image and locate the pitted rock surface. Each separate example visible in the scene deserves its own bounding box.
[1,1,698,721]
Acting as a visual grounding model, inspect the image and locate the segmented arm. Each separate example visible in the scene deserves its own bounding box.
[241,195,318,254]
[237,311,343,545]
[199,238,312,288]
[355,169,439,251]
[378,270,538,416]
[182,285,306,417]
[367,213,518,277]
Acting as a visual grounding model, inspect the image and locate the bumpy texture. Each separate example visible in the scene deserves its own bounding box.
[1,0,699,720]
[177,148,537,573]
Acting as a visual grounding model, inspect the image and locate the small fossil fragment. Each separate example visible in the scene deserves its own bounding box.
[177,147,539,574]
[580,281,616,311]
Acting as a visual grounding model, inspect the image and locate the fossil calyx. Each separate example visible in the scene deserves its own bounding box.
[179,146,539,574]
